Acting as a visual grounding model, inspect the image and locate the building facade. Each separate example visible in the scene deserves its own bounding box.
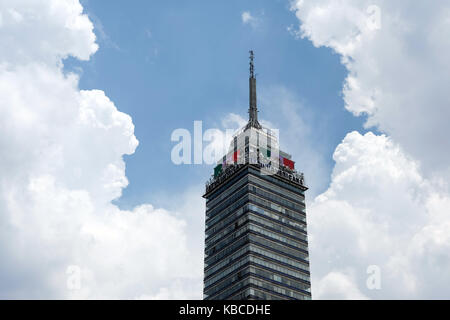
[202,52,311,300]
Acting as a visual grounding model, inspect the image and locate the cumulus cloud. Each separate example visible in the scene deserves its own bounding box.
[0,0,98,66]
[0,0,202,298]
[308,132,450,299]
[291,0,450,173]
[290,0,450,299]
[314,271,368,300]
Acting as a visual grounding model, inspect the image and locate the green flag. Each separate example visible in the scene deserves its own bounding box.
[214,164,223,177]
[260,147,271,158]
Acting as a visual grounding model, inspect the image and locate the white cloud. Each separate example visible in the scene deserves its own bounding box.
[291,0,450,173]
[290,0,450,299]
[241,11,260,29]
[0,0,202,299]
[0,0,98,66]
[241,11,253,23]
[308,132,450,299]
[314,271,368,300]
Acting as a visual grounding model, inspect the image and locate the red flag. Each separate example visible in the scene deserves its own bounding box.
[283,158,295,170]
[233,150,240,162]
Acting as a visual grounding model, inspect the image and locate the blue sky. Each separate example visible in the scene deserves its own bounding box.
[64,0,367,210]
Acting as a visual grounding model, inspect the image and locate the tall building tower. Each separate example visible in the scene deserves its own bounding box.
[202,52,311,300]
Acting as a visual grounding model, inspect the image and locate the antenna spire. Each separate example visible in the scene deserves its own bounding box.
[246,50,262,130]
[249,50,255,78]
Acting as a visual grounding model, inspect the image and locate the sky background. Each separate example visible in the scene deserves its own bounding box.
[1,0,450,299]
[66,0,367,210]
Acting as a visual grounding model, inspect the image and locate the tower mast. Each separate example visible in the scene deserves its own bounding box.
[246,50,262,130]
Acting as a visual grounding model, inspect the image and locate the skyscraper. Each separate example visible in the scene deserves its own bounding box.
[203,52,311,300]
